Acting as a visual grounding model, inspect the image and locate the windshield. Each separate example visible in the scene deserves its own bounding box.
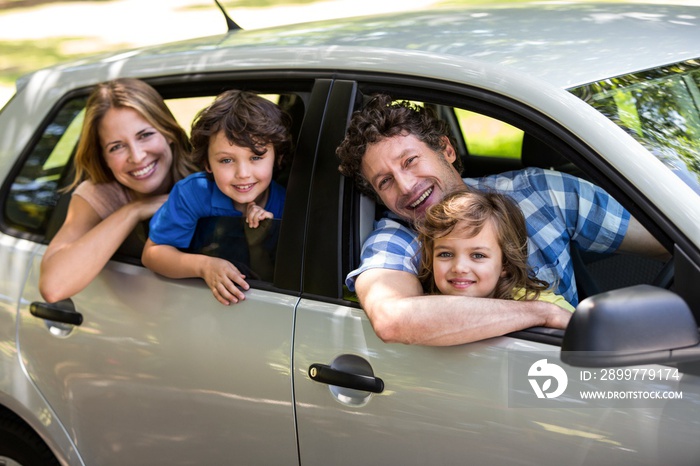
[570,60,700,195]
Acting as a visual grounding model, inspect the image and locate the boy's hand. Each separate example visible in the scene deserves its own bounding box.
[245,202,274,228]
[202,256,249,305]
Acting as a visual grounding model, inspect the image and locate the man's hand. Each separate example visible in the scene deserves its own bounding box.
[540,302,573,329]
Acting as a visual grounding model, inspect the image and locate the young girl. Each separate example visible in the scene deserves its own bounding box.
[142,90,292,305]
[40,78,196,303]
[417,190,575,312]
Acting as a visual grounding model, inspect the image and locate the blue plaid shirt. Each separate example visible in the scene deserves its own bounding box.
[345,168,630,306]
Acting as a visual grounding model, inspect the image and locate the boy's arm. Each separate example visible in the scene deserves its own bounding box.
[142,239,249,305]
[355,267,571,346]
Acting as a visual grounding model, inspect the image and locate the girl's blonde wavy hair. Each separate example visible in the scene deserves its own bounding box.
[416,189,550,300]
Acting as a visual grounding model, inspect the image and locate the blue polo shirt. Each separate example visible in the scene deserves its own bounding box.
[149,172,285,248]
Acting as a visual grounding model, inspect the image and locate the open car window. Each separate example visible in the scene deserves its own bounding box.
[345,91,670,309]
[3,89,305,252]
[186,216,281,283]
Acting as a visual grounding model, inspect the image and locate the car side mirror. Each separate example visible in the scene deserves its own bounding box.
[561,285,700,368]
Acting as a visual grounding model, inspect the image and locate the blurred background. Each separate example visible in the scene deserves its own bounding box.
[0,0,433,108]
[1,0,698,109]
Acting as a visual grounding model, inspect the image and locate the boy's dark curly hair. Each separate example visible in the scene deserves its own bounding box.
[336,94,463,200]
[190,90,292,177]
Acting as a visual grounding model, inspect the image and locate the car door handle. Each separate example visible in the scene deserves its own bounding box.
[308,363,384,393]
[30,299,83,326]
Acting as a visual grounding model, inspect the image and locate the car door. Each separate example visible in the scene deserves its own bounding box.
[11,78,331,465]
[292,80,700,465]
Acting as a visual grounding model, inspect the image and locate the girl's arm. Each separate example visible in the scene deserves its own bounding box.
[39,194,166,303]
[142,239,250,305]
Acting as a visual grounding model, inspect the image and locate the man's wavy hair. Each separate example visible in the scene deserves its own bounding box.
[190,90,293,178]
[416,190,550,300]
[337,94,463,201]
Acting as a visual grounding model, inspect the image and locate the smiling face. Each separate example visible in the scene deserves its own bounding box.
[361,133,465,222]
[431,220,507,298]
[207,130,275,212]
[99,107,173,196]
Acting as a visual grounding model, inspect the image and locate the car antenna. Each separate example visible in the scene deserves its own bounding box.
[214,0,242,32]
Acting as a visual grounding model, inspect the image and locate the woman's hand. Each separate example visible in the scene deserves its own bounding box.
[132,194,168,221]
[245,202,274,228]
[201,256,250,305]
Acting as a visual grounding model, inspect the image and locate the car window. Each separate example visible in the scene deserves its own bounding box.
[3,88,305,284]
[165,96,216,135]
[187,216,281,282]
[4,96,86,235]
[343,90,668,308]
[570,60,700,196]
[454,108,522,159]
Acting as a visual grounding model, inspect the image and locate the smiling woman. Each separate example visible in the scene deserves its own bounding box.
[37,78,197,303]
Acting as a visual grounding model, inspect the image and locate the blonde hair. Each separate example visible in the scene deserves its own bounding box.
[416,189,549,300]
[67,78,196,191]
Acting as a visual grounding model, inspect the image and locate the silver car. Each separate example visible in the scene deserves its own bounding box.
[1,2,700,465]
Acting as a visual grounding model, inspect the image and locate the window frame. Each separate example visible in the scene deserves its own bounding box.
[0,73,328,294]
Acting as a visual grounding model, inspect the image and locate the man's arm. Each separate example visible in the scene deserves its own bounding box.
[618,216,670,260]
[355,268,572,346]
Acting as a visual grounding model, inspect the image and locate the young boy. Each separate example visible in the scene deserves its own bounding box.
[142,90,292,305]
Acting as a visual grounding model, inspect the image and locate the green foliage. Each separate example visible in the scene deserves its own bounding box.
[455,109,523,159]
[0,38,124,86]
[571,61,700,187]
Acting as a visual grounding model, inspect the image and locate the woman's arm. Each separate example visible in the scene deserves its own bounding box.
[39,194,166,302]
[142,239,249,305]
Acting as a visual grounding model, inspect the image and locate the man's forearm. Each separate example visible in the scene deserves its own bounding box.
[355,268,571,346]
[368,294,567,346]
[619,216,670,260]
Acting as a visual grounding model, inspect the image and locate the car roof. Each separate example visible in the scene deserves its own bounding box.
[210,2,700,89]
[20,2,700,93]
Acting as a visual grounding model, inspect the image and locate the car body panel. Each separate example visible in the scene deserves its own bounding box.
[0,235,81,465]
[218,3,700,88]
[18,251,299,465]
[292,299,700,465]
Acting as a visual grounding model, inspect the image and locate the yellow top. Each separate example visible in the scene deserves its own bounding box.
[513,288,575,312]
